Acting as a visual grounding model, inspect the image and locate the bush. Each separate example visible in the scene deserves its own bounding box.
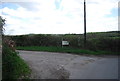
[2,40,31,79]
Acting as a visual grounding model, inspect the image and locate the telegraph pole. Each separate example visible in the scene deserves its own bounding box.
[84,0,86,48]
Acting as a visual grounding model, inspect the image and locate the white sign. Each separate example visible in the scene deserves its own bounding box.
[62,41,69,45]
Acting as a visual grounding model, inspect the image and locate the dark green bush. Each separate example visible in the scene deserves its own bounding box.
[2,41,31,79]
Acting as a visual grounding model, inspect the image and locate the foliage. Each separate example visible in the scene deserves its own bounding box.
[9,31,120,53]
[2,40,31,79]
[10,34,62,47]
[0,16,5,35]
[1,16,31,79]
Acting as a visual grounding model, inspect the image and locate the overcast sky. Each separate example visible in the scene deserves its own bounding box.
[0,0,119,35]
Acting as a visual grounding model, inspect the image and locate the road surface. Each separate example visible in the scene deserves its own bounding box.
[0,48,1,80]
[18,50,118,79]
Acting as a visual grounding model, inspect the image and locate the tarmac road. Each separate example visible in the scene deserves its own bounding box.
[18,50,118,79]
[0,48,2,80]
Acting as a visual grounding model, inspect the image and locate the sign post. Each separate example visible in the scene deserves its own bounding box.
[62,41,69,47]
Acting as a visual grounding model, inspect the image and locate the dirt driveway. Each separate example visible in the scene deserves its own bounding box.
[18,50,118,79]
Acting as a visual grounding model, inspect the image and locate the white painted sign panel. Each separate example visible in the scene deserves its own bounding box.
[62,41,69,45]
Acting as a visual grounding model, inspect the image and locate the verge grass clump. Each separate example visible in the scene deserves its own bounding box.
[17,46,119,55]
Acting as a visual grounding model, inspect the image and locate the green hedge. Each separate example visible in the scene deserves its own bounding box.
[8,31,120,52]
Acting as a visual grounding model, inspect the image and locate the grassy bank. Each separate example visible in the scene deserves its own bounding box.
[2,43,31,79]
[17,46,119,55]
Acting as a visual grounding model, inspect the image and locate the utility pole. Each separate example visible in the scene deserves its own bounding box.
[84,0,86,48]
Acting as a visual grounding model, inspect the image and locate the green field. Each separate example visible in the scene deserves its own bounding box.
[17,46,119,55]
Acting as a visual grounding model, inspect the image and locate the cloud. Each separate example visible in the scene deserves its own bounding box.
[1,0,119,35]
[13,2,40,11]
[119,1,120,30]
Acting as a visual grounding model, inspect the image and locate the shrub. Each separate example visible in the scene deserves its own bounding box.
[2,39,31,79]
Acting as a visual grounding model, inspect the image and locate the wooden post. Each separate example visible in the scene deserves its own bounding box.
[84,0,86,48]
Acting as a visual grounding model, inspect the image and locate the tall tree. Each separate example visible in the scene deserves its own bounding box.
[0,16,5,35]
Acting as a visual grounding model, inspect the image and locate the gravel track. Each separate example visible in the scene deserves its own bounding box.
[18,50,118,79]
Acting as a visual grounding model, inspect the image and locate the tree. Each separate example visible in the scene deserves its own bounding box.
[0,16,5,35]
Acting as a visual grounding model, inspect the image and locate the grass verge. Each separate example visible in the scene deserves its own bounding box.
[2,44,31,79]
[16,46,119,55]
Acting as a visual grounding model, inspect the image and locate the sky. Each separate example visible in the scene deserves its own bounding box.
[0,0,119,35]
